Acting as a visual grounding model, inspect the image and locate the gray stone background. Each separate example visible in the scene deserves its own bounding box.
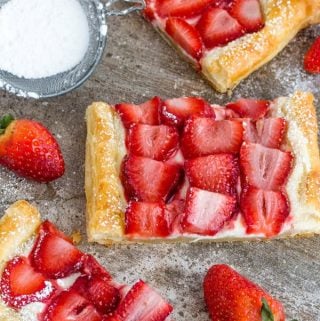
[0,12,320,320]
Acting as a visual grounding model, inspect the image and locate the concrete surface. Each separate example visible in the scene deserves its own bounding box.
[0,13,320,320]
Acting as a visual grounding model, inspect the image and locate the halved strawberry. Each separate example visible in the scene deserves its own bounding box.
[80,255,111,279]
[42,290,102,321]
[226,98,269,120]
[185,154,239,195]
[72,276,121,314]
[241,187,290,237]
[229,0,264,33]
[240,143,293,190]
[156,0,212,18]
[125,201,171,237]
[181,187,237,236]
[160,97,214,127]
[31,225,83,279]
[115,97,161,128]
[166,18,203,60]
[165,199,185,230]
[113,280,173,321]
[122,156,181,202]
[181,118,243,158]
[0,256,54,308]
[196,8,244,49]
[256,118,287,148]
[126,124,179,161]
[304,37,320,74]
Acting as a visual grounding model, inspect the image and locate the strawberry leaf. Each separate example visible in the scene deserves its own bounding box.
[0,114,14,133]
[261,297,274,321]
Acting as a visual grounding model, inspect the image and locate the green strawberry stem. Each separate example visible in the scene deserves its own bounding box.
[0,114,14,134]
[261,298,298,321]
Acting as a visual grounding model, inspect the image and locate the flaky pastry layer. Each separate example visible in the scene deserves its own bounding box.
[85,91,320,244]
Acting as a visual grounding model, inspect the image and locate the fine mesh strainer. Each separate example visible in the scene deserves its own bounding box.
[0,0,145,98]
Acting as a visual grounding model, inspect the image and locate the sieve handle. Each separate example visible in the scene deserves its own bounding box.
[104,0,145,16]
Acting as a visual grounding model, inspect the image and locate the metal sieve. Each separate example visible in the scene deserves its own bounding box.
[0,0,145,98]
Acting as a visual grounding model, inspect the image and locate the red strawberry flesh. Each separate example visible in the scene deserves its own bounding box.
[182,187,237,236]
[72,276,121,314]
[304,37,320,74]
[240,143,293,190]
[113,280,173,321]
[196,8,244,49]
[203,264,286,321]
[115,97,161,128]
[156,0,213,18]
[161,97,214,127]
[241,187,289,237]
[31,224,83,279]
[125,201,172,237]
[226,98,269,120]
[181,118,243,158]
[126,124,179,161]
[0,256,54,308]
[42,290,102,321]
[229,0,264,33]
[122,155,182,202]
[165,18,203,60]
[185,154,239,195]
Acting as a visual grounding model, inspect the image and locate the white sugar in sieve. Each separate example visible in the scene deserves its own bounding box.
[0,0,145,99]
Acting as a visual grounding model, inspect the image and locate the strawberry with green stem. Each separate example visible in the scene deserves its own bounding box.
[0,114,65,182]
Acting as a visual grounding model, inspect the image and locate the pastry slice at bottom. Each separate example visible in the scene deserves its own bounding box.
[85,91,320,244]
[0,201,173,321]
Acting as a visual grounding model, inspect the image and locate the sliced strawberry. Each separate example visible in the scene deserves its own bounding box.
[165,18,203,60]
[226,98,270,120]
[160,97,214,127]
[115,97,161,128]
[126,124,179,161]
[0,256,54,308]
[72,276,121,314]
[143,0,156,21]
[181,118,243,158]
[156,0,213,18]
[125,201,171,238]
[40,220,73,242]
[181,187,237,236]
[242,118,259,143]
[196,8,244,49]
[165,199,185,233]
[80,254,111,279]
[211,0,232,9]
[241,187,290,237]
[122,156,181,202]
[212,105,238,120]
[256,118,287,148]
[31,226,83,279]
[304,37,320,74]
[240,143,293,190]
[113,280,173,321]
[42,290,102,321]
[229,0,264,33]
[185,154,239,195]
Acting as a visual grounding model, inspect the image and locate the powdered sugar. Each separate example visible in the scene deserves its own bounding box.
[0,0,89,79]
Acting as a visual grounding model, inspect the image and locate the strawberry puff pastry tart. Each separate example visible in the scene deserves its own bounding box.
[85,91,320,244]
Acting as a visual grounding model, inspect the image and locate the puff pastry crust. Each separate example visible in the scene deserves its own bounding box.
[85,91,320,244]
[0,201,41,321]
[150,0,320,93]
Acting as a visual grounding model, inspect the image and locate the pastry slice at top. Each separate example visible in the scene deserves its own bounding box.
[144,0,320,93]
[85,91,320,244]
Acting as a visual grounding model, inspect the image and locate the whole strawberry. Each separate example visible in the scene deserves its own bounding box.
[203,264,286,321]
[0,115,65,182]
[304,37,320,74]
